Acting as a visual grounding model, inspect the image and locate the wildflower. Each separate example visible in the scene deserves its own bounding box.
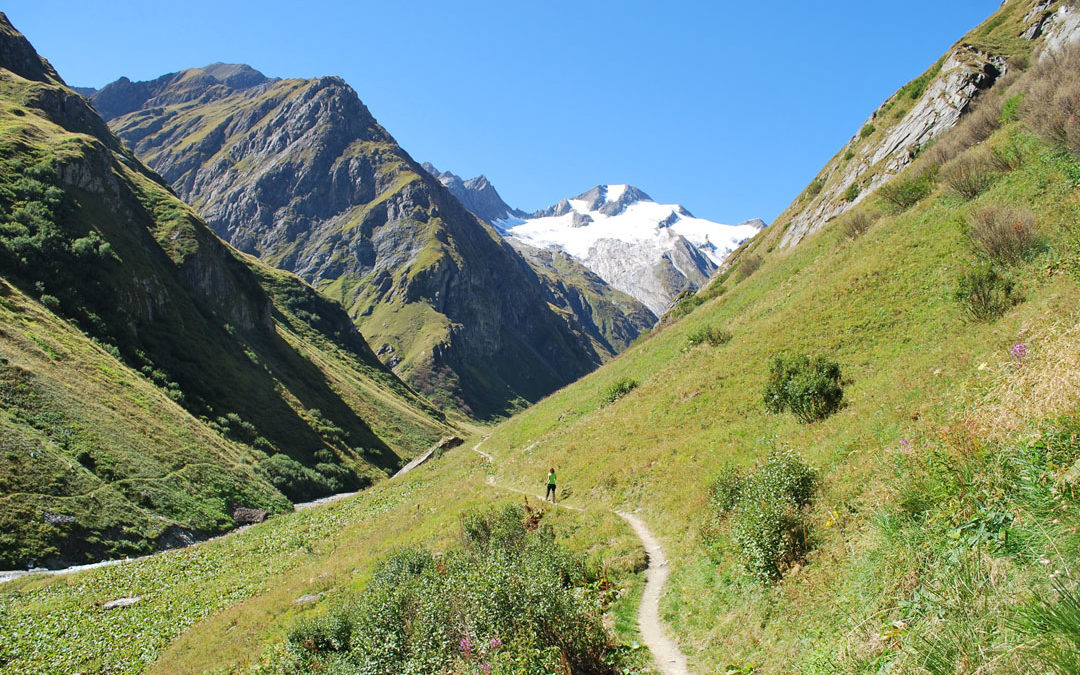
[490,638,502,649]
[460,637,473,658]
[481,664,493,673]
[1010,342,1028,362]
[898,438,913,456]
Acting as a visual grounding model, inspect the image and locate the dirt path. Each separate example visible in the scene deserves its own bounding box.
[474,438,692,675]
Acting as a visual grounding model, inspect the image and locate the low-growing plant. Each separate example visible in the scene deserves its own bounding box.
[736,253,762,281]
[967,203,1038,264]
[837,210,876,240]
[686,324,733,348]
[600,377,638,406]
[860,123,876,139]
[285,505,622,673]
[942,148,997,199]
[1022,43,1080,157]
[806,179,824,197]
[763,353,844,424]
[707,449,816,582]
[843,183,861,202]
[954,262,1018,322]
[878,170,935,211]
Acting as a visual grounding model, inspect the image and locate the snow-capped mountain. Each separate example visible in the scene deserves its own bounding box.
[504,185,765,316]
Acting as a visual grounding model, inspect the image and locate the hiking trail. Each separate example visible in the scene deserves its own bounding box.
[471,436,692,675]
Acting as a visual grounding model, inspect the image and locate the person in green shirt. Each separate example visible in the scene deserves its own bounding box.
[545,467,556,503]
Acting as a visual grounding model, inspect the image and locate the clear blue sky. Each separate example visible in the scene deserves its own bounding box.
[5,1,1001,224]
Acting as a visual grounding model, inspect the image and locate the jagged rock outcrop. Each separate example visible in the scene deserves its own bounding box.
[93,68,604,418]
[422,162,526,226]
[777,0,1080,250]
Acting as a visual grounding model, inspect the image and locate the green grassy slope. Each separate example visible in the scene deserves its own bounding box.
[0,14,453,569]
[474,13,1080,671]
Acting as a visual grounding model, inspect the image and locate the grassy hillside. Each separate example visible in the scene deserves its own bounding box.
[475,23,1080,672]
[4,2,1080,674]
[0,15,453,569]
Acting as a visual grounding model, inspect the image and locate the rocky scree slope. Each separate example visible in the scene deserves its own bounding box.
[0,15,451,569]
[92,68,606,419]
[757,0,1080,254]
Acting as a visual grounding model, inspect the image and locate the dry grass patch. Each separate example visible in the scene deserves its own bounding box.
[968,202,1038,264]
[968,322,1080,440]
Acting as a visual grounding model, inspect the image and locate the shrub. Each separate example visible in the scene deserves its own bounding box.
[860,123,876,139]
[942,148,997,199]
[687,324,732,348]
[968,204,1038,265]
[600,377,638,406]
[763,354,844,424]
[287,505,621,673]
[260,453,333,501]
[837,210,876,240]
[1022,43,1080,156]
[878,170,935,211]
[806,179,824,197]
[708,449,816,582]
[954,263,1018,322]
[736,253,762,281]
[843,183,861,202]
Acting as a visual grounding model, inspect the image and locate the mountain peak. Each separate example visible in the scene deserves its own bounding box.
[571,184,652,214]
[198,62,269,89]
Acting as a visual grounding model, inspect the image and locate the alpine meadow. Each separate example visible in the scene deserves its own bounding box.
[2,2,1080,674]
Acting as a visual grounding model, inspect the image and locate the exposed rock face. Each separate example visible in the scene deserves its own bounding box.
[776,0,1080,251]
[94,69,603,418]
[422,162,526,226]
[780,46,1006,249]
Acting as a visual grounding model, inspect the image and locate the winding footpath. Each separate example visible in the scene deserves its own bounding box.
[471,436,692,675]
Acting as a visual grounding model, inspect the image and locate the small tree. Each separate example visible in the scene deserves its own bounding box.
[763,354,844,423]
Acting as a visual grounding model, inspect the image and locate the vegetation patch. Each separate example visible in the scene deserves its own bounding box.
[877,169,936,211]
[283,504,624,674]
[686,324,732,348]
[762,353,844,424]
[705,449,816,582]
[600,377,638,407]
[967,202,1039,265]
[954,262,1018,322]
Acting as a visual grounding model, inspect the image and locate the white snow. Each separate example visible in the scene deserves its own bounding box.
[506,186,762,267]
[605,184,628,203]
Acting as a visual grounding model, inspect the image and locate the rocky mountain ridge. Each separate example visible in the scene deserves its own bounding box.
[91,66,612,418]
[774,0,1080,250]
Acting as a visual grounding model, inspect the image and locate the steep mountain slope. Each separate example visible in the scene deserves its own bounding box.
[0,14,452,569]
[90,68,605,418]
[8,3,1080,674]
[758,0,1080,252]
[423,162,659,348]
[507,185,763,315]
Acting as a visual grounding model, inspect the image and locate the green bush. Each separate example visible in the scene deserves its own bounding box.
[954,263,1018,322]
[260,453,334,501]
[878,170,935,211]
[806,179,824,197]
[600,377,638,406]
[762,354,844,424]
[860,123,876,139]
[843,183,861,202]
[286,505,621,673]
[687,324,733,348]
[707,449,816,582]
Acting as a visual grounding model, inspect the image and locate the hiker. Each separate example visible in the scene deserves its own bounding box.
[545,467,556,502]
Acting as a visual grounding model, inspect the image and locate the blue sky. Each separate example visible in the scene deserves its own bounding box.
[6,1,1000,224]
